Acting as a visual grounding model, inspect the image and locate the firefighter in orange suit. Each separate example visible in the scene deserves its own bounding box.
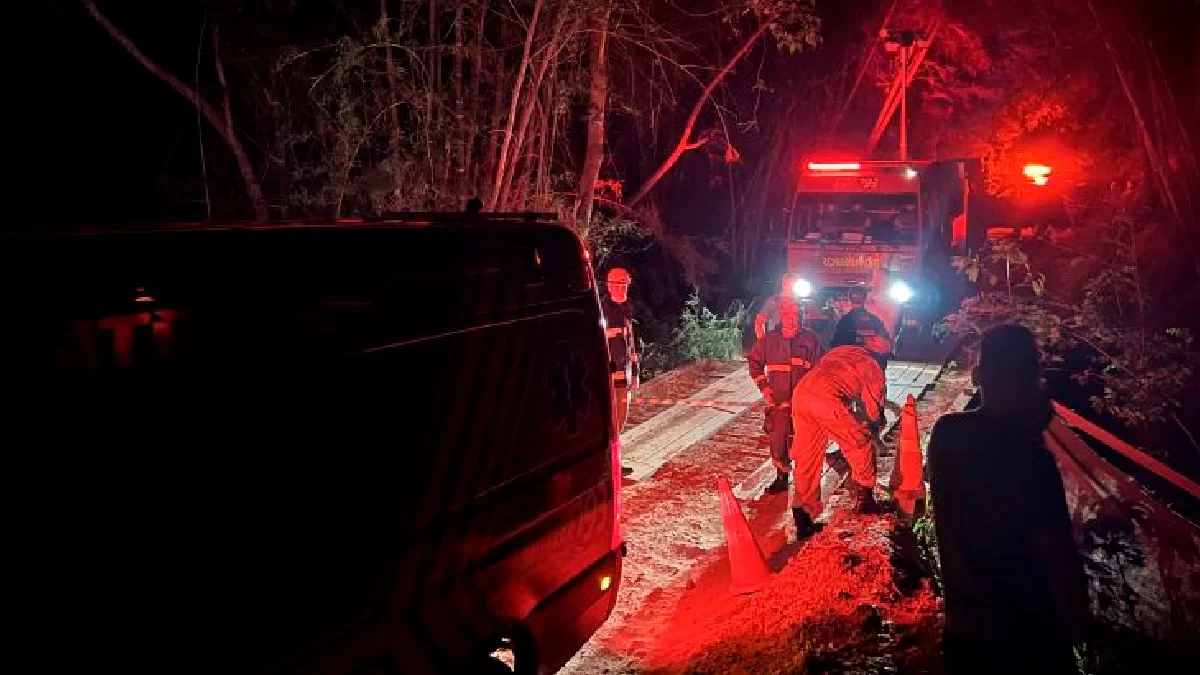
[788,335,891,539]
[602,267,638,476]
[747,297,825,494]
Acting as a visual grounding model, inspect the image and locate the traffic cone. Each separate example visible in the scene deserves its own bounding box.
[897,394,923,493]
[716,475,770,595]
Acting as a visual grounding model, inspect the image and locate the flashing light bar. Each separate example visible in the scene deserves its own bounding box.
[806,162,861,172]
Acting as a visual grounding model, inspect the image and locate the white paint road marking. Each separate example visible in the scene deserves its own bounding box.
[620,369,762,481]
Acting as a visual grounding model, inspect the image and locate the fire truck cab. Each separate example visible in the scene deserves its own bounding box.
[785,159,979,353]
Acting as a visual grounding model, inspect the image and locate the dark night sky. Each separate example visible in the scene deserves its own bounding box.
[12,2,189,225]
[10,1,349,226]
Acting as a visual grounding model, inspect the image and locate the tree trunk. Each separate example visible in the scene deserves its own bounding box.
[537,63,557,210]
[489,0,543,210]
[380,1,404,162]
[452,2,466,201]
[425,0,439,197]
[82,0,268,220]
[499,8,571,210]
[469,0,489,197]
[575,3,612,233]
[1087,0,1184,230]
[627,22,769,208]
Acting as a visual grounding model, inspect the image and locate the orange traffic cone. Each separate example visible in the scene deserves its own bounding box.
[716,475,770,595]
[897,394,923,493]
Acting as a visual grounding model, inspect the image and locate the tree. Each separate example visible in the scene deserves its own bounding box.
[626,0,820,208]
[575,2,614,234]
[82,0,269,220]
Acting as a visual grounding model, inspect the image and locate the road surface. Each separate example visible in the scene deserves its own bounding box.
[560,356,971,674]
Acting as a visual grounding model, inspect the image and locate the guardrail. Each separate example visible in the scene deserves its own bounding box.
[1044,401,1200,652]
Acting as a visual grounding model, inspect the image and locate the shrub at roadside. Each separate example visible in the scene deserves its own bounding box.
[639,291,746,380]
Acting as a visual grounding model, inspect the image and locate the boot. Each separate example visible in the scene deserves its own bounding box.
[847,481,881,514]
[764,471,789,494]
[791,508,823,542]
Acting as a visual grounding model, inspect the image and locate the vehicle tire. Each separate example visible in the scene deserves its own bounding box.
[464,657,515,675]
[462,633,535,675]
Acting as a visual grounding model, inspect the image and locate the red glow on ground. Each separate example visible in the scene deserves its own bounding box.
[624,511,939,673]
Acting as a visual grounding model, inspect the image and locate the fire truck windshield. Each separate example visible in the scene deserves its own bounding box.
[792,193,918,246]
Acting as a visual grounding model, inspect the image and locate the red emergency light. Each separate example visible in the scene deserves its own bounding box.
[1023,164,1052,186]
[807,162,862,172]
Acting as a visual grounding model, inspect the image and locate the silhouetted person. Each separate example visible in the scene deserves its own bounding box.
[465,197,484,215]
[927,325,1089,675]
[830,285,891,375]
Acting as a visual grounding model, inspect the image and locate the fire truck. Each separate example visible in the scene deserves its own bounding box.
[784,158,982,353]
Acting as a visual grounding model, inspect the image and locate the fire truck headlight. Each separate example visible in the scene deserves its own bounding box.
[888,280,915,304]
[792,278,814,298]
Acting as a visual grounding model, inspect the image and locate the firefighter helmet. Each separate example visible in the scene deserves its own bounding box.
[606,267,632,285]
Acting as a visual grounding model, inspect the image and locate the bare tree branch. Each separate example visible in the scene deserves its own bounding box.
[627,21,770,208]
[82,0,268,220]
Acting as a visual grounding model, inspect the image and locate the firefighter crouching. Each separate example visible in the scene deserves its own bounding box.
[788,335,892,540]
[747,297,825,494]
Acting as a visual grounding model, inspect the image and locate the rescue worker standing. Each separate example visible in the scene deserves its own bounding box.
[830,285,892,369]
[747,298,825,493]
[788,335,891,539]
[601,267,638,476]
[754,272,801,340]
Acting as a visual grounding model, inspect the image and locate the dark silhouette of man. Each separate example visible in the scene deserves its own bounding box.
[927,325,1089,675]
[830,285,891,369]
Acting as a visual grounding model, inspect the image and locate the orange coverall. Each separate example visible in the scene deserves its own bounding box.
[789,345,887,519]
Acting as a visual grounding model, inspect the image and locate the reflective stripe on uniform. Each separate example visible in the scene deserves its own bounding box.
[790,357,811,368]
[605,327,624,338]
[765,364,791,373]
[612,371,628,382]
